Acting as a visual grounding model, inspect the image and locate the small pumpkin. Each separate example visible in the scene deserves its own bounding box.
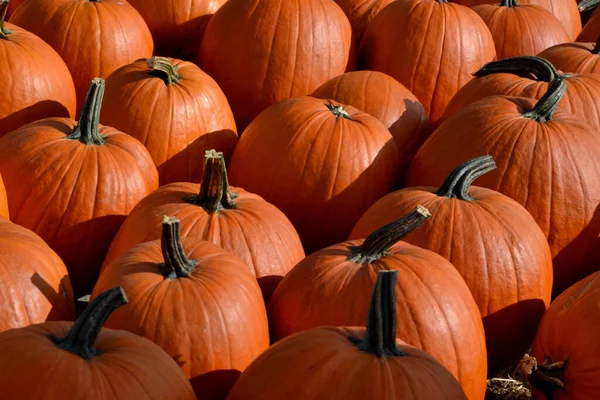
[102,56,237,185]
[539,34,600,74]
[228,270,468,400]
[0,0,75,138]
[0,174,7,219]
[94,216,269,398]
[268,206,487,400]
[0,287,196,398]
[0,79,159,298]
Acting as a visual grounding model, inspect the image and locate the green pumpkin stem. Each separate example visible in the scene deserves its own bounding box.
[147,57,182,85]
[0,0,11,40]
[67,78,106,145]
[184,149,237,213]
[521,354,566,400]
[325,102,352,120]
[501,0,518,6]
[350,270,406,357]
[159,216,197,279]
[349,205,431,264]
[579,0,600,12]
[51,287,127,360]
[473,56,560,82]
[435,156,496,201]
[522,78,566,122]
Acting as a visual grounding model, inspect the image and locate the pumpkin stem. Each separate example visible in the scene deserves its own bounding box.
[147,57,183,85]
[473,56,560,82]
[325,102,352,120]
[349,270,406,357]
[50,287,127,360]
[184,149,238,213]
[0,0,11,40]
[500,0,519,7]
[434,155,496,201]
[349,205,431,264]
[520,354,566,399]
[579,0,600,12]
[159,216,198,279]
[67,78,106,145]
[522,77,566,122]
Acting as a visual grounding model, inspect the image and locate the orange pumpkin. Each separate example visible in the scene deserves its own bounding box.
[333,0,394,43]
[539,35,600,74]
[578,0,600,42]
[268,206,487,400]
[102,57,237,185]
[0,79,159,297]
[0,174,7,219]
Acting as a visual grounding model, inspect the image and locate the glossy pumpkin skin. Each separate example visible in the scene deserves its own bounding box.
[0,174,7,219]
[0,217,75,332]
[102,58,238,185]
[10,0,154,114]
[198,0,353,131]
[333,0,393,43]
[228,97,401,254]
[312,71,431,183]
[359,0,496,126]
[0,21,75,138]
[539,41,600,74]
[93,239,270,399]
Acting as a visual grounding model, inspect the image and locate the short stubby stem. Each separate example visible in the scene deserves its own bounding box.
[159,216,198,279]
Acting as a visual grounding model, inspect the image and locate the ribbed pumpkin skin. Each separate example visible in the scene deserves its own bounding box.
[226,327,468,400]
[0,22,75,138]
[359,0,496,125]
[102,58,238,185]
[350,186,553,374]
[406,97,600,298]
[198,0,353,131]
[472,3,570,59]
[0,175,7,219]
[0,217,75,332]
[228,97,401,254]
[93,239,270,399]
[10,0,154,114]
[268,241,487,400]
[540,42,600,74]
[333,0,393,43]
[0,119,159,297]
[0,322,196,399]
[312,71,431,183]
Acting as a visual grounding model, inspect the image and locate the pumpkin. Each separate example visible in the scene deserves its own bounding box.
[333,0,393,43]
[472,0,570,59]
[577,0,600,42]
[10,0,153,114]
[125,0,226,60]
[93,216,269,398]
[406,78,600,298]
[0,79,159,298]
[311,70,431,184]
[351,155,553,375]
[359,0,496,126]
[102,57,237,186]
[228,270,468,400]
[0,217,75,332]
[198,0,353,131]
[268,206,487,400]
[227,97,401,254]
[0,286,196,398]
[0,174,7,219]
[442,56,600,131]
[103,150,304,303]
[538,35,600,74]
[0,0,75,138]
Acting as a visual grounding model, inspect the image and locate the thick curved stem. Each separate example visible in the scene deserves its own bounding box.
[0,0,11,40]
[147,57,182,85]
[51,287,127,360]
[67,78,105,145]
[579,0,600,12]
[325,102,352,120]
[473,56,560,82]
[184,150,237,212]
[520,354,566,400]
[434,156,496,201]
[349,205,431,264]
[522,78,566,122]
[160,216,197,279]
[501,0,519,7]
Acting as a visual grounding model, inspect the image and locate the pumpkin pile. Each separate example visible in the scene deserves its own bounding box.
[2,0,600,398]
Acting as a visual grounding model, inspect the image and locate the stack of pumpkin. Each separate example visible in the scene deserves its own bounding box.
[2,0,600,398]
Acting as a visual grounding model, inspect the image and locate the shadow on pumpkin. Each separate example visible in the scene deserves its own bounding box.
[0,100,72,139]
[154,14,214,61]
[30,272,76,321]
[257,275,283,305]
[189,369,242,400]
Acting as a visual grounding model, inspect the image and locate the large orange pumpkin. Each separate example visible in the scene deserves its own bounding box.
[333,0,393,43]
[0,174,7,219]
[351,155,553,375]
[94,217,269,398]
[406,78,600,298]
[268,206,487,400]
[0,287,196,398]
[10,0,153,114]
[102,56,237,185]
[227,271,468,400]
[198,0,353,131]
[103,150,304,302]
[0,0,75,138]
[539,35,600,74]
[311,70,431,183]
[359,0,496,126]
[0,79,159,297]
[228,97,401,254]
